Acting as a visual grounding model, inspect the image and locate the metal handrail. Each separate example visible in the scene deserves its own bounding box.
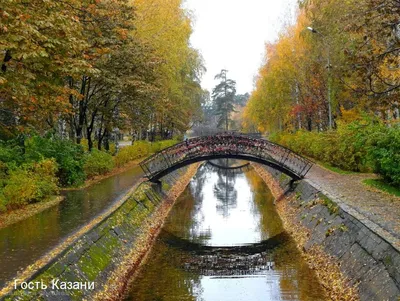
[139,133,313,181]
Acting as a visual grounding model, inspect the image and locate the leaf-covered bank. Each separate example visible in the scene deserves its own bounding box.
[94,163,201,301]
[0,195,64,229]
[0,163,200,300]
[253,164,359,301]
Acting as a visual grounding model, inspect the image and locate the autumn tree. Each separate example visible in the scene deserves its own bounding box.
[303,0,400,119]
[64,0,160,150]
[0,0,90,132]
[244,0,400,134]
[1,0,204,147]
[131,0,205,139]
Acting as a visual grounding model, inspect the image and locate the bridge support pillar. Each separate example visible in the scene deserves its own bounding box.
[150,180,163,195]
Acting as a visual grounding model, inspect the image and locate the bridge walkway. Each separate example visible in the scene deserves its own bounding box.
[140,134,313,182]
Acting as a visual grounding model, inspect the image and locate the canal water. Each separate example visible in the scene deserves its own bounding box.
[125,162,326,301]
[0,166,143,288]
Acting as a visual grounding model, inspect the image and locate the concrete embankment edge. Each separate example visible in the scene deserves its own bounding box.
[1,164,200,301]
[254,164,400,301]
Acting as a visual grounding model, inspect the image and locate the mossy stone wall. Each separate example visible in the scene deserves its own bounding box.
[260,165,400,301]
[2,168,189,301]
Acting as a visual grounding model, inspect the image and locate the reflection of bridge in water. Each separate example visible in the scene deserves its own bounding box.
[206,160,252,175]
[140,133,313,182]
[160,230,289,277]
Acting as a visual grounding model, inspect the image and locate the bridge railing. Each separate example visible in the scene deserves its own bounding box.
[140,134,313,181]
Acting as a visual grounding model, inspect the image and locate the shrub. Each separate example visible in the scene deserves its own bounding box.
[84,149,115,178]
[368,126,400,186]
[2,159,59,209]
[80,138,96,152]
[0,139,24,166]
[334,119,373,171]
[150,139,177,153]
[24,136,86,186]
[272,121,374,171]
[0,193,6,213]
[150,141,162,153]
[114,141,152,167]
[271,117,399,185]
[114,139,178,167]
[0,161,9,189]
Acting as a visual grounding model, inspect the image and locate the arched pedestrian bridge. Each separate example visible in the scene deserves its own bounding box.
[140,133,313,182]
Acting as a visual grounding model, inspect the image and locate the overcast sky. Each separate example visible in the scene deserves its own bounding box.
[183,0,298,94]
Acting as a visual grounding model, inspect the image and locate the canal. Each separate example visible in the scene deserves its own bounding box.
[125,162,326,300]
[0,166,143,289]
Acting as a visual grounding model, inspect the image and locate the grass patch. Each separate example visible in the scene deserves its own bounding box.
[279,173,290,182]
[162,182,171,191]
[317,160,357,175]
[301,155,358,175]
[363,179,400,198]
[319,194,339,215]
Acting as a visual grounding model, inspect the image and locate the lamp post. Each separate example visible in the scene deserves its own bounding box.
[307,27,333,130]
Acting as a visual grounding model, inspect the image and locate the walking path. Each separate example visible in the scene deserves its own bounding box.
[306,164,400,250]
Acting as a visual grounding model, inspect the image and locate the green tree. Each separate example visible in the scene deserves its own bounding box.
[212,69,237,130]
[234,93,250,106]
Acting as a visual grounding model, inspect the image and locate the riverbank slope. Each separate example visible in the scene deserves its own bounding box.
[253,164,400,301]
[0,164,200,300]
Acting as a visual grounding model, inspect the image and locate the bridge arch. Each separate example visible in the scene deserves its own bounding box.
[140,133,313,183]
[206,160,251,175]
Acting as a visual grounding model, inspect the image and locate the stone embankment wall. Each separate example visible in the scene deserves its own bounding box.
[1,165,199,301]
[255,165,400,301]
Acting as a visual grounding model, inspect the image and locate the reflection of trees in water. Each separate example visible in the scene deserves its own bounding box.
[245,169,283,239]
[126,241,202,301]
[272,241,327,300]
[185,165,213,244]
[129,163,326,301]
[128,163,326,301]
[189,164,212,243]
[190,164,209,201]
[164,164,211,244]
[213,166,238,218]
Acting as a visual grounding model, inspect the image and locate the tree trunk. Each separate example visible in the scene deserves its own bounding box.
[98,129,104,151]
[85,109,97,152]
[97,115,105,151]
[87,128,93,151]
[1,50,11,72]
[76,76,89,144]
[68,77,76,141]
[104,129,110,151]
[307,116,312,131]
